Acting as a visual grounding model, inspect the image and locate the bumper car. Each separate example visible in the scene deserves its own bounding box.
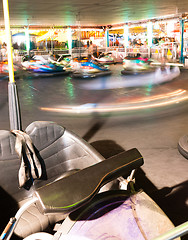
[92,52,115,64]
[70,57,111,78]
[48,54,72,71]
[121,55,154,75]
[0,131,184,240]
[21,55,69,77]
[0,60,21,79]
[178,135,188,159]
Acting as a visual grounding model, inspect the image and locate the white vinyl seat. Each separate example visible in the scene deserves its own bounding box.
[0,121,107,238]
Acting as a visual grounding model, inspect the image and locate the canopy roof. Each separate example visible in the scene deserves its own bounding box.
[0,0,187,28]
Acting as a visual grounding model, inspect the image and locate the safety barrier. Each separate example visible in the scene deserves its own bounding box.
[106,42,180,61]
[11,41,185,63]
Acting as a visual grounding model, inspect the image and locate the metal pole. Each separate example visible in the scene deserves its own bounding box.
[180,18,184,64]
[105,29,109,52]
[153,221,188,240]
[147,21,153,59]
[51,27,54,54]
[2,0,14,83]
[124,24,129,57]
[2,0,22,130]
[25,25,30,55]
[67,27,72,55]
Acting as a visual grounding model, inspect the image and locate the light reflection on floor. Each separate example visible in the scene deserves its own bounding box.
[34,65,188,116]
[1,64,188,118]
[40,89,188,115]
[79,67,180,90]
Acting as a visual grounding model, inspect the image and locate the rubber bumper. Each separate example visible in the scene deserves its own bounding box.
[121,69,154,75]
[25,70,70,78]
[178,135,188,159]
[72,70,111,79]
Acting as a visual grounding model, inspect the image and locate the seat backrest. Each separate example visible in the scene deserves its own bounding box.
[0,121,105,203]
[0,121,106,238]
[0,130,21,200]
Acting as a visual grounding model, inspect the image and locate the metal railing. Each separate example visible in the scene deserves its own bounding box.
[8,41,187,63]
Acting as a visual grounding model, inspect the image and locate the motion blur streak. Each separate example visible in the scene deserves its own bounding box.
[116,89,187,104]
[40,89,188,115]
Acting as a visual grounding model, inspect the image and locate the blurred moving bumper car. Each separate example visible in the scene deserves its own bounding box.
[121,55,154,75]
[21,55,69,77]
[70,57,111,78]
[0,60,21,79]
[48,53,72,71]
[92,52,115,64]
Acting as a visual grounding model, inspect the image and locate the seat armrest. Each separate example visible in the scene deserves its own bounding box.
[35,148,143,214]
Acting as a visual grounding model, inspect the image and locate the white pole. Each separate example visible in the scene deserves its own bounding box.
[2,0,14,83]
[124,25,129,57]
[2,0,22,130]
[147,21,153,58]
[67,27,72,55]
[25,26,30,55]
